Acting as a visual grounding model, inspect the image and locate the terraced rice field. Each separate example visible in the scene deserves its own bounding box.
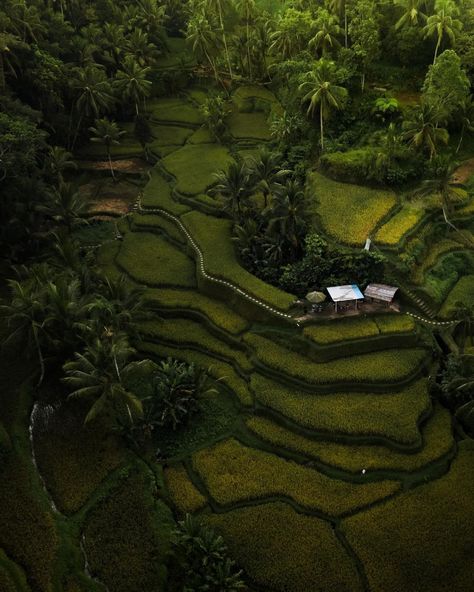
[90,86,473,591]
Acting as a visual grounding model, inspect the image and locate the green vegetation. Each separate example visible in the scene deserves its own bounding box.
[164,465,207,513]
[247,406,454,473]
[144,288,249,334]
[439,274,474,319]
[2,0,474,589]
[307,172,397,245]
[245,333,427,387]
[181,210,296,309]
[207,502,364,592]
[251,373,431,445]
[303,314,415,345]
[84,468,174,592]
[375,204,427,246]
[162,144,233,195]
[116,231,196,287]
[194,438,400,515]
[343,443,474,592]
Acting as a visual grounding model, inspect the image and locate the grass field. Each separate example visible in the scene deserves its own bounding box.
[307,171,397,246]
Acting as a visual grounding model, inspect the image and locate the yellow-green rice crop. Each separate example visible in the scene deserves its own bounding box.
[193,438,400,516]
[246,406,453,473]
[250,373,430,445]
[206,502,364,592]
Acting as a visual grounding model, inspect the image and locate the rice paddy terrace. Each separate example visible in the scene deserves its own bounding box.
[88,85,473,591]
[3,82,473,592]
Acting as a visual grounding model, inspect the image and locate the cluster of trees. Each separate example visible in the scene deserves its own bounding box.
[211,148,385,291]
[440,350,474,435]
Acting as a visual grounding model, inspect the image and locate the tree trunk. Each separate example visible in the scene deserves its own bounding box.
[218,1,233,80]
[33,326,45,387]
[247,17,252,80]
[433,35,441,64]
[320,104,324,151]
[442,205,459,232]
[108,149,116,180]
[204,47,220,84]
[456,124,465,154]
[0,53,5,93]
[344,8,348,48]
[361,71,365,92]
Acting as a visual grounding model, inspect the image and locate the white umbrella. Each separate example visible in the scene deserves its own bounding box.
[305,291,326,304]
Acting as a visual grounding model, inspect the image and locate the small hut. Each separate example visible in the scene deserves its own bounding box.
[364,283,398,306]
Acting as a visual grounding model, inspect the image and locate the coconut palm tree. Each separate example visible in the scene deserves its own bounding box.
[212,161,256,217]
[411,157,467,229]
[38,182,87,232]
[185,10,220,82]
[126,29,157,66]
[114,55,151,115]
[89,118,126,179]
[423,2,462,64]
[205,0,233,79]
[329,0,348,47]
[0,32,27,92]
[71,65,115,147]
[309,11,342,57]
[63,334,145,425]
[266,179,307,252]
[45,146,77,187]
[299,61,347,151]
[235,0,256,80]
[0,278,47,385]
[394,0,427,30]
[402,103,449,160]
[249,148,290,208]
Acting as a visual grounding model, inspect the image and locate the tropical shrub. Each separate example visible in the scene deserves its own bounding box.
[278,232,386,295]
[170,514,246,592]
[145,358,215,430]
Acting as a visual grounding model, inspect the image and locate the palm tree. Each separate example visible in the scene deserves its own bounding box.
[39,182,87,232]
[63,335,145,425]
[394,0,427,30]
[45,146,77,186]
[114,55,152,115]
[329,0,348,47]
[71,65,115,147]
[185,11,220,83]
[402,103,449,160]
[126,29,157,66]
[423,2,462,64]
[309,11,342,56]
[205,0,233,79]
[103,23,126,68]
[89,118,126,179]
[0,32,26,92]
[411,157,467,230]
[266,179,307,252]
[299,61,347,151]
[0,279,47,385]
[455,95,474,154]
[249,148,289,208]
[235,0,256,80]
[212,161,255,217]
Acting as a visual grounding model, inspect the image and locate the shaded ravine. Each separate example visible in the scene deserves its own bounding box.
[29,401,109,592]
